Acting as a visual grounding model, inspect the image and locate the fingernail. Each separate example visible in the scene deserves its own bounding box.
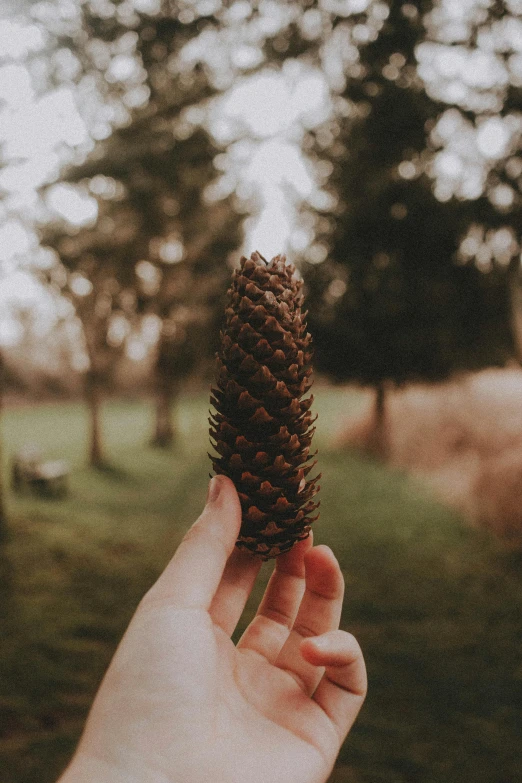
[206,475,222,504]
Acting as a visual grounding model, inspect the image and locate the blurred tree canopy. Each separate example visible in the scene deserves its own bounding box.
[300,0,516,386]
[42,116,240,461]
[39,0,243,463]
[254,0,520,449]
[18,0,522,465]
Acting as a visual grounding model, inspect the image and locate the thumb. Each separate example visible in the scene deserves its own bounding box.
[145,474,242,610]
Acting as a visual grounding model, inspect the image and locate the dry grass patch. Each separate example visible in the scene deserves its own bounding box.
[338,367,522,545]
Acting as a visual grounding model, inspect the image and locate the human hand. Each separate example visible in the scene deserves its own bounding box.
[59,475,366,783]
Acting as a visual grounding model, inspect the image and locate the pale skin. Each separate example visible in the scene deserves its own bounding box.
[59,474,367,783]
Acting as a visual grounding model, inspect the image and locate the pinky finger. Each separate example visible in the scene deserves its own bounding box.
[300,630,367,742]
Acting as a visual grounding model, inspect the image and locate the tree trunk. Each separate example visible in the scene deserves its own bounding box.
[0,444,5,534]
[151,380,178,448]
[508,265,522,363]
[0,354,6,536]
[85,372,105,468]
[369,381,388,460]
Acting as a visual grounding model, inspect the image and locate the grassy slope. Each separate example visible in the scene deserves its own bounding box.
[0,389,521,783]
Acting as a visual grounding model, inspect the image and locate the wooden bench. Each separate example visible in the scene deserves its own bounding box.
[11,446,70,498]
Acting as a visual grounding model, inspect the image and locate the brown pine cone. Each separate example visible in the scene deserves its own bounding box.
[209,251,320,560]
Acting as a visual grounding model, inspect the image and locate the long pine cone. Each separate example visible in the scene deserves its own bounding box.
[209,251,320,560]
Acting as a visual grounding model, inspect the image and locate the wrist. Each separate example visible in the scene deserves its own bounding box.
[58,752,145,783]
[59,750,214,783]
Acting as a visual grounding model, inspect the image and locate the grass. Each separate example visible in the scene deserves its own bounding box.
[0,388,521,783]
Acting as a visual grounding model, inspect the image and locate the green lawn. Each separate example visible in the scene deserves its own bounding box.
[0,389,521,783]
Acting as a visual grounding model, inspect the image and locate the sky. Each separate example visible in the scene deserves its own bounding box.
[0,6,334,345]
[0,7,333,310]
[1,0,522,343]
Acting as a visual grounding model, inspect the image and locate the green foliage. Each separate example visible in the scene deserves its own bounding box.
[302,2,515,385]
[39,2,242,403]
[1,392,521,783]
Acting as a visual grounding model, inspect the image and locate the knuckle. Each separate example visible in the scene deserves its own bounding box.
[341,630,358,646]
[183,519,229,560]
[279,666,310,694]
[263,602,294,629]
[182,523,203,545]
[293,621,319,639]
[310,584,344,601]
[137,585,168,613]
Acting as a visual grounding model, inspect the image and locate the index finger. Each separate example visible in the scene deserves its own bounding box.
[144,475,242,611]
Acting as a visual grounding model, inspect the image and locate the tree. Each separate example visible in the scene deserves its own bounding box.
[226,2,518,450]
[38,0,244,460]
[34,0,522,468]
[147,206,238,446]
[294,1,516,454]
[41,204,138,466]
[0,350,6,535]
[41,97,240,458]
[417,0,522,354]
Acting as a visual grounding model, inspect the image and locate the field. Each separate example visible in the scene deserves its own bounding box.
[0,388,521,783]
[340,368,522,546]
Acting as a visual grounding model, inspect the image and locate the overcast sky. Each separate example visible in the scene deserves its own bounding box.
[2,0,522,342]
[0,4,332,343]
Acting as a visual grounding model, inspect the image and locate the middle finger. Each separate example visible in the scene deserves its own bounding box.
[236,533,313,661]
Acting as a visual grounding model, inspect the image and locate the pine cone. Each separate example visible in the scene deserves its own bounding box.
[209,251,320,560]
